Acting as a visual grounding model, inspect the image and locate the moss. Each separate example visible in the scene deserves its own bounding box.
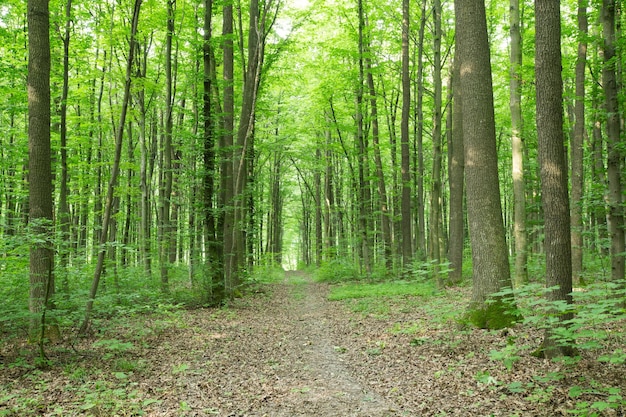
[462,298,521,330]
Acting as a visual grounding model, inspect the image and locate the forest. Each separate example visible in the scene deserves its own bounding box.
[1,0,626,414]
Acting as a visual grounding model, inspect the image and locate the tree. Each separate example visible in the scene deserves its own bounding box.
[430,0,444,285]
[570,0,587,286]
[28,0,56,346]
[601,0,625,285]
[510,0,527,286]
[455,0,514,328]
[447,49,464,285]
[535,0,575,358]
[400,0,412,268]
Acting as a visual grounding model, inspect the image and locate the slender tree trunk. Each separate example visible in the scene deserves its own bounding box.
[400,0,412,268]
[430,0,443,284]
[510,0,527,286]
[356,0,372,276]
[159,0,175,293]
[367,59,392,270]
[203,0,218,297]
[415,1,427,258]
[58,0,73,294]
[79,0,142,335]
[536,0,575,358]
[448,49,464,285]
[455,0,514,328]
[222,0,236,297]
[570,0,587,286]
[602,0,626,284]
[28,0,56,344]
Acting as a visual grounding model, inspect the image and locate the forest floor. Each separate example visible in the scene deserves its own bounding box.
[1,270,626,416]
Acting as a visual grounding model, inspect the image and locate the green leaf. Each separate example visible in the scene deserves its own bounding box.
[568,385,584,398]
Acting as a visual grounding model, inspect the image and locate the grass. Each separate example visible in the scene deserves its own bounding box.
[328,280,439,301]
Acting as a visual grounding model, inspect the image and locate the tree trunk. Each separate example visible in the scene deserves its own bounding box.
[366,57,392,270]
[28,0,56,344]
[58,0,73,294]
[430,0,443,285]
[400,0,412,268]
[356,0,372,277]
[535,0,575,358]
[602,0,626,284]
[448,49,464,285]
[222,0,235,298]
[455,0,514,329]
[570,0,587,286]
[510,0,527,287]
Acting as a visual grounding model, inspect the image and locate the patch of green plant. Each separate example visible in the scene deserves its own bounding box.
[248,262,286,284]
[92,338,134,359]
[389,321,423,335]
[348,298,390,317]
[314,259,361,283]
[328,280,438,301]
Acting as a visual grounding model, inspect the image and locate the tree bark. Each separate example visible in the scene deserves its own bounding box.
[400,0,412,268]
[28,0,56,343]
[455,0,514,328]
[448,49,464,285]
[535,0,575,358]
[430,0,443,285]
[601,0,626,284]
[570,0,587,286]
[510,0,527,286]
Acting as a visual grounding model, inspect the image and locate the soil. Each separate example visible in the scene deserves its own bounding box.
[1,271,626,416]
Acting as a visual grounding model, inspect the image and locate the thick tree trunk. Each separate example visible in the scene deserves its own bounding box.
[28,0,56,342]
[455,0,514,329]
[535,0,575,358]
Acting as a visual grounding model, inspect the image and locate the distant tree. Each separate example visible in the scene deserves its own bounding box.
[28,0,56,345]
[535,0,575,358]
[455,0,514,328]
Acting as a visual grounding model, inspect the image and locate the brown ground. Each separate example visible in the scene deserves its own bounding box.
[1,271,625,416]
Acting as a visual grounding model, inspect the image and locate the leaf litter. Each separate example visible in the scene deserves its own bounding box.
[1,271,626,416]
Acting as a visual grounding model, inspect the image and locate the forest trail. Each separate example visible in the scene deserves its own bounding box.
[147,270,403,416]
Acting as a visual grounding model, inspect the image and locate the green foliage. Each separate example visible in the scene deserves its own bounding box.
[328,280,438,301]
[314,259,362,283]
[248,264,286,284]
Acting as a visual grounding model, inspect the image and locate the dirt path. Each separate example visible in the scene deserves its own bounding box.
[156,271,401,416]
